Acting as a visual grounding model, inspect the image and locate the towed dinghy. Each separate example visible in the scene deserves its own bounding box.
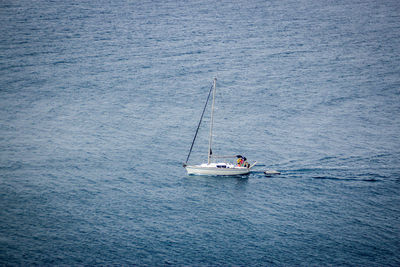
[264,170,281,176]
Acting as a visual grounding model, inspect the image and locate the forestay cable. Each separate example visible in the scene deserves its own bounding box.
[184,83,214,166]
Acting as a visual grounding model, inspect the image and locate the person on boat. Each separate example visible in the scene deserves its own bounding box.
[244,160,250,168]
[241,156,249,168]
[237,157,244,167]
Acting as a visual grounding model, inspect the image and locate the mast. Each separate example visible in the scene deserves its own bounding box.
[208,78,216,164]
[184,82,214,166]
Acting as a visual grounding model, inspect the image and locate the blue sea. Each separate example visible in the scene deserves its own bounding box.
[1,0,400,265]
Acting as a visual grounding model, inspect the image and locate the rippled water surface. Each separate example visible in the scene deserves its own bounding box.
[1,0,400,265]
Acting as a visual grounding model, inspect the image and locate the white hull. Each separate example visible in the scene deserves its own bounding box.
[185,163,251,176]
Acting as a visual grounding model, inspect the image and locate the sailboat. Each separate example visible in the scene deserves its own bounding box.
[183,78,257,176]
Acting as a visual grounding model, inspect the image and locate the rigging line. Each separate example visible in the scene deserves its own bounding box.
[184,82,214,165]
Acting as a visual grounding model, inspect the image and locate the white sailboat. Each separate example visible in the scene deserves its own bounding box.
[183,78,256,176]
